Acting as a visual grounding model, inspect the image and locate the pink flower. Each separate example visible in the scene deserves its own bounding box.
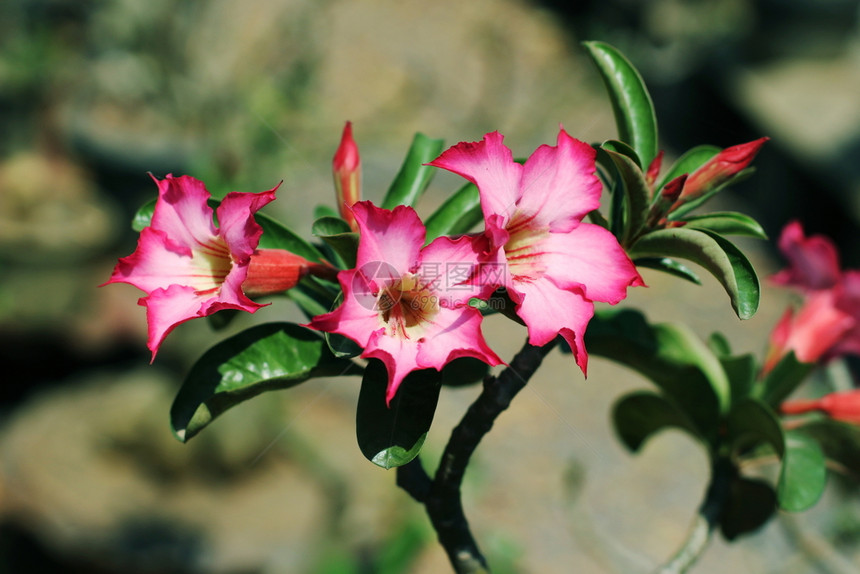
[104,174,283,358]
[781,389,860,425]
[672,137,769,208]
[307,201,502,404]
[428,129,643,374]
[771,220,841,291]
[333,121,361,231]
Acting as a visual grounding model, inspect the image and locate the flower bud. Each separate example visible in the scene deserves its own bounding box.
[244,248,337,297]
[674,137,769,207]
[781,389,860,424]
[645,150,664,189]
[333,121,361,231]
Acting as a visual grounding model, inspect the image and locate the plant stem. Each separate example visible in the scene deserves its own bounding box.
[653,457,734,574]
[397,338,558,574]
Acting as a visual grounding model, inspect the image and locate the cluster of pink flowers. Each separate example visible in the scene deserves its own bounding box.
[106,127,644,404]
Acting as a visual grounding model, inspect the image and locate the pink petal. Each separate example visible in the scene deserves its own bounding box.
[217,186,278,262]
[105,227,198,293]
[352,201,424,276]
[363,330,423,404]
[415,306,502,370]
[771,220,841,290]
[541,223,644,303]
[419,233,496,304]
[306,269,382,348]
[428,132,522,225]
[516,129,601,233]
[149,174,218,250]
[513,277,594,374]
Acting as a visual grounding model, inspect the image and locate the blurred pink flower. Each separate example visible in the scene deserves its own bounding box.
[307,201,501,404]
[104,174,281,358]
[781,389,860,425]
[428,129,643,374]
[771,220,841,291]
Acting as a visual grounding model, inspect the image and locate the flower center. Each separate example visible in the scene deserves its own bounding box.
[376,272,439,338]
[503,210,549,282]
[190,237,233,294]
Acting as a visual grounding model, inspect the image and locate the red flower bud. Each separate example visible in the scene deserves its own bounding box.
[645,150,664,188]
[781,389,860,424]
[244,248,337,297]
[675,137,769,206]
[333,121,361,231]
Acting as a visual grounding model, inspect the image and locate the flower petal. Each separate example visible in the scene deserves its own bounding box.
[150,174,218,250]
[516,129,601,233]
[217,185,278,262]
[771,220,841,290]
[306,269,382,348]
[428,131,522,226]
[105,227,197,293]
[415,305,502,370]
[363,330,422,404]
[514,277,594,374]
[419,233,496,303]
[352,201,424,275]
[541,223,644,303]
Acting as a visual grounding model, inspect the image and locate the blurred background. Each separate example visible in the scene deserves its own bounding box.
[1,0,860,572]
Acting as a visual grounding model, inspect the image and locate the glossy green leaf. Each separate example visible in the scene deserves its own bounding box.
[720,477,777,541]
[586,308,730,439]
[312,216,359,269]
[754,351,814,408]
[601,139,641,168]
[423,182,483,241]
[582,41,658,168]
[171,323,357,442]
[356,360,442,469]
[595,146,625,239]
[629,227,760,320]
[655,145,719,192]
[684,212,768,239]
[132,198,157,232]
[381,133,446,209]
[603,147,650,244]
[778,431,827,512]
[726,398,785,457]
[634,257,702,284]
[612,391,702,452]
[797,419,860,476]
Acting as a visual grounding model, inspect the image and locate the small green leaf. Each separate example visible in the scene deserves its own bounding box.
[586,308,730,440]
[612,390,702,452]
[424,182,483,241]
[603,147,650,244]
[633,257,702,284]
[721,353,757,405]
[171,323,356,442]
[381,133,445,209]
[312,216,359,269]
[132,198,157,232]
[797,419,860,476]
[356,360,442,469]
[720,477,777,540]
[708,332,732,357]
[754,351,814,408]
[684,212,768,239]
[582,41,659,168]
[778,430,827,512]
[655,145,719,192]
[726,398,785,457]
[629,227,760,320]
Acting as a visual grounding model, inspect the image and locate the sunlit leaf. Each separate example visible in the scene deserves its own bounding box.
[423,182,483,241]
[381,133,445,209]
[684,212,768,239]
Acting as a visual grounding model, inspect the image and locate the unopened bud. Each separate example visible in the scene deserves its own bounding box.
[645,150,664,189]
[781,389,860,425]
[675,137,769,206]
[244,248,338,297]
[333,121,361,231]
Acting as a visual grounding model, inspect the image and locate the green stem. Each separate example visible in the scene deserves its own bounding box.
[397,338,557,573]
[653,457,734,574]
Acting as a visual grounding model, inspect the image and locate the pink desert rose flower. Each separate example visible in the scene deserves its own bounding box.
[104,174,305,358]
[428,129,644,374]
[781,389,860,425]
[307,201,502,404]
[771,220,841,291]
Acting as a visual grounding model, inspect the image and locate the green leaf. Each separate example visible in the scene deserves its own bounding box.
[668,167,757,220]
[603,147,650,244]
[170,323,356,442]
[629,227,760,320]
[721,353,757,405]
[582,41,659,168]
[206,308,241,331]
[778,430,827,512]
[655,145,719,192]
[440,357,490,387]
[720,477,777,541]
[287,277,339,319]
[708,332,732,357]
[754,351,814,408]
[586,308,730,439]
[356,360,442,469]
[312,216,359,269]
[633,257,702,284]
[726,398,785,457]
[424,182,483,241]
[381,133,446,209]
[797,419,860,476]
[132,198,157,232]
[601,139,641,168]
[612,390,702,452]
[684,212,768,239]
[314,204,339,220]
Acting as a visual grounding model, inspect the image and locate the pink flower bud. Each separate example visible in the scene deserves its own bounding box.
[675,137,769,205]
[645,150,664,188]
[244,249,338,297]
[781,389,860,424]
[333,121,361,231]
